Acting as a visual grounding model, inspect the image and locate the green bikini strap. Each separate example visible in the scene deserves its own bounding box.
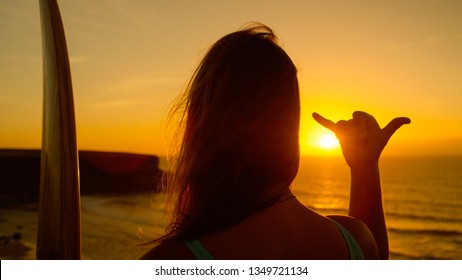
[335,221,365,260]
[184,239,216,260]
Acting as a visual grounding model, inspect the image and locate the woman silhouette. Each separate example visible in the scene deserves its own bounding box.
[141,24,410,260]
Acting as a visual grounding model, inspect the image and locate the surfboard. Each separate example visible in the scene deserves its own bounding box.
[36,0,81,259]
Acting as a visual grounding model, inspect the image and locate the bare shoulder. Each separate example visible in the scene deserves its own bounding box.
[327,215,380,259]
[140,240,195,260]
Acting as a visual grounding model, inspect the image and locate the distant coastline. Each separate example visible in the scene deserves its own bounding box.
[0,149,163,198]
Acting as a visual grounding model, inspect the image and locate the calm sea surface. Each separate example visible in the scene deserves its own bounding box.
[294,155,462,260]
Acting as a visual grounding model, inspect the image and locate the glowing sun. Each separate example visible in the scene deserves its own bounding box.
[317,133,339,150]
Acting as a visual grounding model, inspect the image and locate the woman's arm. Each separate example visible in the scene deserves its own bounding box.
[349,162,387,259]
[313,111,410,259]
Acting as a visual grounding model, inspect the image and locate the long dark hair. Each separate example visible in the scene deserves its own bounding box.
[162,24,300,241]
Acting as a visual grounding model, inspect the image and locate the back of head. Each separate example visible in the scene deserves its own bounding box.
[166,24,300,240]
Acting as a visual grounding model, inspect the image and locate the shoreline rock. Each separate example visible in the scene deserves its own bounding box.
[0,149,163,197]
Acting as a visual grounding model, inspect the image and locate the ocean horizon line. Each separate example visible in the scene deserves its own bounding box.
[2,147,462,159]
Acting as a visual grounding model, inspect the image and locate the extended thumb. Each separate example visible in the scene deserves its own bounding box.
[382,117,411,140]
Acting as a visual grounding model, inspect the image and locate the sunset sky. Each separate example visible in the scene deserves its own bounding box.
[1,0,461,156]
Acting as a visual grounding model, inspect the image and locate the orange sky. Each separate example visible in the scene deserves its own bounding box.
[1,0,462,156]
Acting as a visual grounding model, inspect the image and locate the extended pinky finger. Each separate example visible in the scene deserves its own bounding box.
[312,112,336,132]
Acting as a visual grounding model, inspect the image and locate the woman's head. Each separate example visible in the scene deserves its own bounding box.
[166,24,300,240]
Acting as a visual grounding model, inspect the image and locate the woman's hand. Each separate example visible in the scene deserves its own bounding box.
[312,111,410,168]
[313,111,410,259]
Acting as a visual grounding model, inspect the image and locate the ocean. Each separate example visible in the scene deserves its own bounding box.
[1,155,461,260]
[295,155,462,260]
